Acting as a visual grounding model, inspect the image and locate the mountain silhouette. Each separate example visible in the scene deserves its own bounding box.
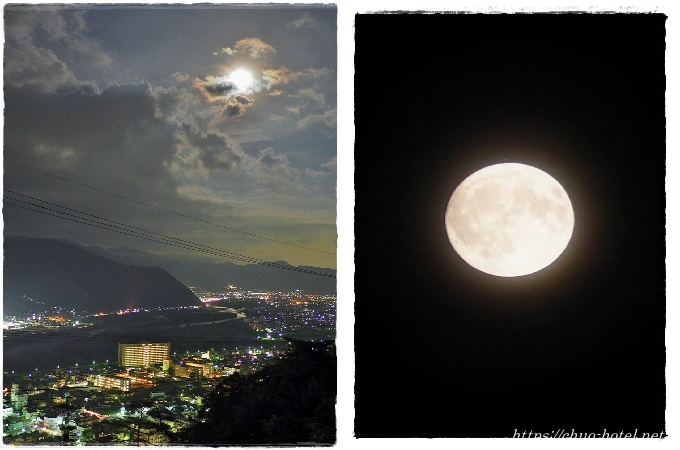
[3,237,201,313]
[77,243,337,294]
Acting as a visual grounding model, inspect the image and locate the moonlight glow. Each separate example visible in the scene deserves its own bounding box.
[229,68,253,90]
[445,163,574,277]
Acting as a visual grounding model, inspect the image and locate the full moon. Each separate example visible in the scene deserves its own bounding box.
[445,163,574,277]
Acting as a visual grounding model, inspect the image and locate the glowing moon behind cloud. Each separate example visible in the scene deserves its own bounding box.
[229,68,253,90]
[445,163,574,277]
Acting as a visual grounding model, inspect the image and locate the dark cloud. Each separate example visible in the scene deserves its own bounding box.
[4,8,112,92]
[68,82,101,96]
[152,86,183,119]
[234,95,253,105]
[192,76,238,102]
[150,85,193,124]
[4,83,172,180]
[2,82,185,237]
[181,124,244,171]
[253,147,299,194]
[101,81,152,97]
[225,103,244,118]
[205,81,236,96]
[223,95,255,119]
[251,147,334,197]
[258,147,287,168]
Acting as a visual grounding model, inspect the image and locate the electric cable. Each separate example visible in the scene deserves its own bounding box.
[4,191,335,278]
[4,160,335,256]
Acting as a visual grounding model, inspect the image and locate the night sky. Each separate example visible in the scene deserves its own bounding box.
[355,13,666,437]
[3,5,337,269]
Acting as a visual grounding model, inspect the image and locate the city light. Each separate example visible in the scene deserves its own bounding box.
[4,284,335,443]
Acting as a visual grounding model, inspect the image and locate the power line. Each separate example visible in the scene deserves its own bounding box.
[4,160,335,256]
[5,190,271,265]
[5,195,255,264]
[4,198,280,269]
[4,191,336,279]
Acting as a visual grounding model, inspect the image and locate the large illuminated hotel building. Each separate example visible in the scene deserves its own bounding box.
[94,373,132,392]
[118,342,170,367]
[90,373,154,391]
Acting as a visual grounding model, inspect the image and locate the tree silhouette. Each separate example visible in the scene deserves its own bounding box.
[178,339,336,445]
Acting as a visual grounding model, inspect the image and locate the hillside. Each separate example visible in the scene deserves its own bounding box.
[3,238,201,313]
[82,244,337,294]
[179,340,336,445]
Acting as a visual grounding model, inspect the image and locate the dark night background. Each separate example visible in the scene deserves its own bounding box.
[355,14,666,437]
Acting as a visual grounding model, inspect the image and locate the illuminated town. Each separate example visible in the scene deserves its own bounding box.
[3,286,336,444]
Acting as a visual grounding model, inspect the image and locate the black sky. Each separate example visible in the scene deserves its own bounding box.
[355,14,666,437]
